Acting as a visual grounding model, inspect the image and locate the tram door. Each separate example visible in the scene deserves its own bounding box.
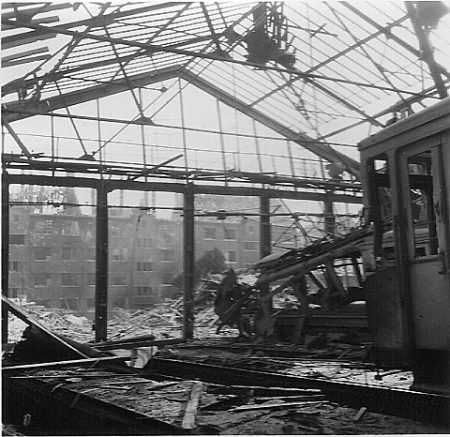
[398,142,450,352]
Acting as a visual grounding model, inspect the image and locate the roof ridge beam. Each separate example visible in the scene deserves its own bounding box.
[2,65,181,123]
[179,68,360,178]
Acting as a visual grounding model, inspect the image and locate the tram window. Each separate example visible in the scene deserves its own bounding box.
[407,150,438,257]
[367,155,394,263]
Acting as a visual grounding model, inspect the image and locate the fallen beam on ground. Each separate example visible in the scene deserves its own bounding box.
[91,337,184,351]
[2,376,188,435]
[149,358,450,425]
[181,381,203,429]
[2,356,127,371]
[2,295,89,359]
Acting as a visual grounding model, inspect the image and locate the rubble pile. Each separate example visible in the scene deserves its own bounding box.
[7,299,92,343]
[6,294,231,345]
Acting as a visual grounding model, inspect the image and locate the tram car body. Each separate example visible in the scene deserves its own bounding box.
[359,97,450,392]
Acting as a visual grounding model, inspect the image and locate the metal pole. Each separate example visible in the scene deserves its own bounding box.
[2,175,10,343]
[257,194,273,339]
[95,182,108,342]
[260,194,271,258]
[324,189,335,235]
[183,183,195,340]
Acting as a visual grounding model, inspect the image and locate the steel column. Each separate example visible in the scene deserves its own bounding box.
[2,175,9,343]
[259,194,271,258]
[183,183,195,340]
[324,189,335,235]
[95,182,109,342]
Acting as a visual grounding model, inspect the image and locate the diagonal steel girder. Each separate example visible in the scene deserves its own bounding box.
[249,14,410,108]
[1,3,189,49]
[342,2,450,82]
[179,68,360,178]
[2,17,429,96]
[404,1,448,99]
[2,65,181,123]
[2,33,214,98]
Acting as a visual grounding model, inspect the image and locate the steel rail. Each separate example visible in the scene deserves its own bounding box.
[150,357,450,425]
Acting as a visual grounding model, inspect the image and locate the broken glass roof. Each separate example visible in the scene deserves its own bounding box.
[2,1,450,182]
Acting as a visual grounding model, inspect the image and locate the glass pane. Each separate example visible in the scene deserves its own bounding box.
[407,151,438,257]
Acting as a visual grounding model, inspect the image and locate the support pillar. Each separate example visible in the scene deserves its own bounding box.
[324,189,335,235]
[95,182,108,342]
[2,175,9,343]
[183,183,195,340]
[256,194,273,339]
[259,194,271,258]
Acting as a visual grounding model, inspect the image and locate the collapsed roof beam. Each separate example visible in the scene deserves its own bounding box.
[1,3,188,48]
[250,14,410,108]
[404,1,448,99]
[2,66,181,123]
[1,17,430,96]
[2,33,213,98]
[342,2,450,82]
[179,68,360,178]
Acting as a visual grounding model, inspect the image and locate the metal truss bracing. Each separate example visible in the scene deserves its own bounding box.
[2,1,450,182]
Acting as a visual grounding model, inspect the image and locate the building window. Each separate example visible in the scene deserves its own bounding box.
[113,274,127,285]
[64,298,78,310]
[111,248,127,261]
[87,248,95,260]
[161,249,175,262]
[110,223,125,237]
[136,286,153,295]
[137,261,153,271]
[45,219,53,233]
[34,220,45,233]
[205,228,217,239]
[34,247,52,260]
[87,273,95,285]
[34,273,51,286]
[9,261,20,271]
[62,247,76,260]
[243,241,258,251]
[62,221,80,236]
[160,227,174,243]
[227,251,237,262]
[248,225,255,234]
[61,273,77,286]
[137,237,152,248]
[9,288,19,298]
[224,227,237,240]
[161,272,174,284]
[10,234,25,245]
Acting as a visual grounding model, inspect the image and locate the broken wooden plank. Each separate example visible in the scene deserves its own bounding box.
[353,406,367,421]
[3,355,125,371]
[255,394,326,403]
[181,381,203,429]
[222,385,322,396]
[230,400,325,412]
